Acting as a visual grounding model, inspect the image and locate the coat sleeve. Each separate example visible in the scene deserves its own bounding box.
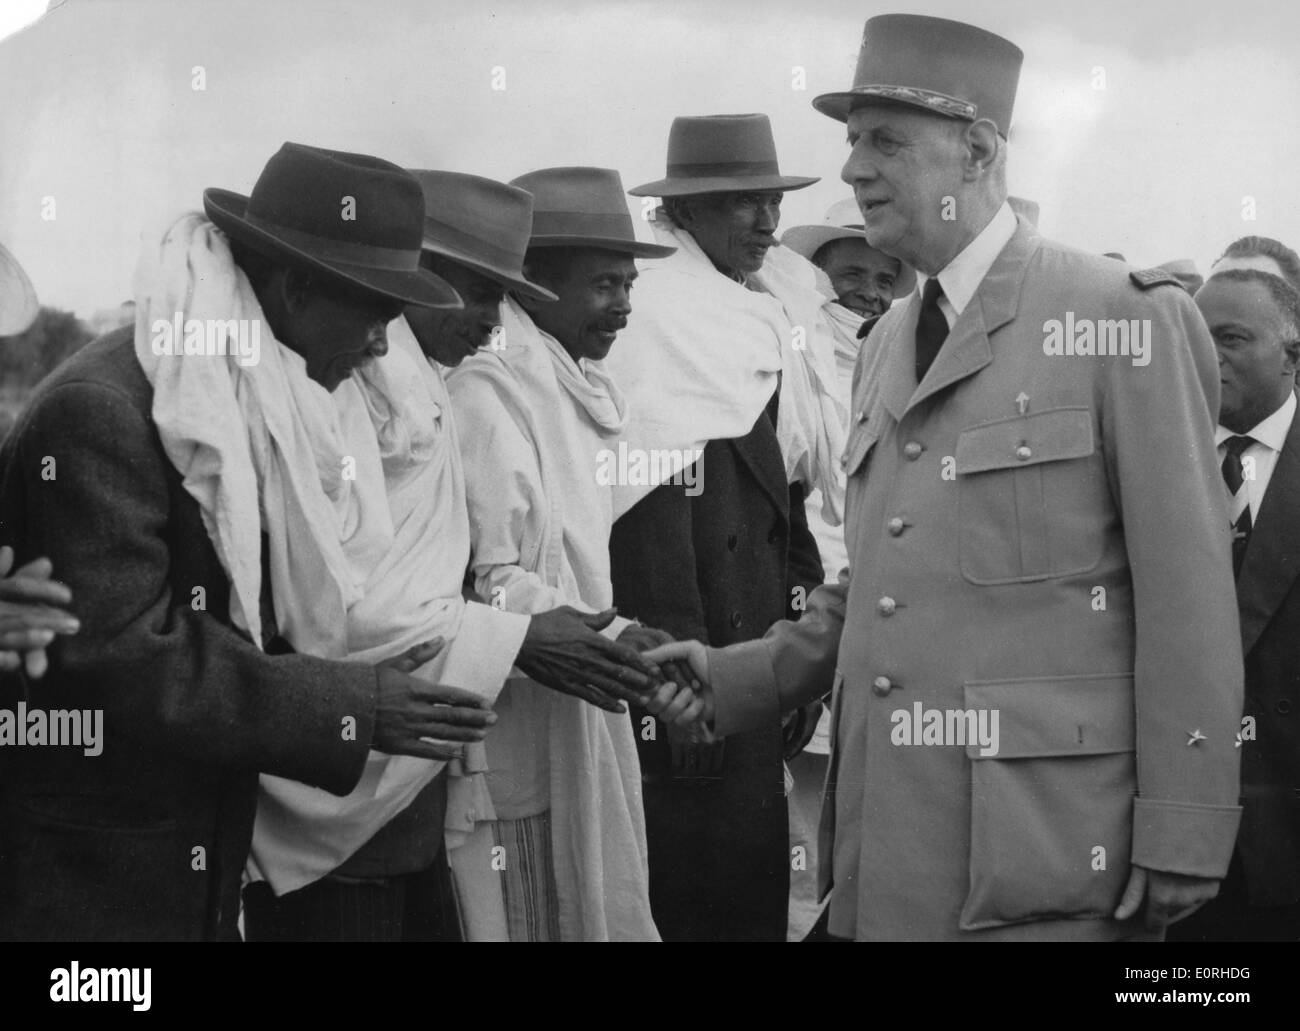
[609,480,709,644]
[707,567,848,737]
[785,477,826,615]
[9,380,375,796]
[1103,283,1243,878]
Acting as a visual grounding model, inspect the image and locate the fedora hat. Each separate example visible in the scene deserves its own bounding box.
[204,142,459,309]
[628,114,819,197]
[511,167,676,258]
[782,197,917,295]
[813,15,1023,136]
[410,170,557,302]
[0,240,39,336]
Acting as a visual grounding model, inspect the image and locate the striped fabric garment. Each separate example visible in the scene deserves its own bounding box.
[495,813,562,942]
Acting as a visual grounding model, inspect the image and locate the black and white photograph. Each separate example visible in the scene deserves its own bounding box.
[0,0,1294,1000]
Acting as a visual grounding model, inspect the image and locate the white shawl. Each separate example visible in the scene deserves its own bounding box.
[603,216,846,523]
[443,297,658,941]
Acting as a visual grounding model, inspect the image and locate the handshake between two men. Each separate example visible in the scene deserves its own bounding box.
[370,606,710,762]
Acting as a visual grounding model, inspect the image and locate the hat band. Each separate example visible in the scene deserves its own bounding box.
[529,210,636,241]
[422,214,524,272]
[664,159,783,179]
[848,85,977,120]
[243,212,419,271]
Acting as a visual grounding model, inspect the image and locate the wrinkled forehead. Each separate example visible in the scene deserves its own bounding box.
[845,99,966,138]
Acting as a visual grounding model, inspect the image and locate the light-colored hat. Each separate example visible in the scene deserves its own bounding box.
[512,167,676,258]
[0,241,39,336]
[1157,258,1203,294]
[781,198,917,295]
[628,114,818,197]
[813,14,1023,136]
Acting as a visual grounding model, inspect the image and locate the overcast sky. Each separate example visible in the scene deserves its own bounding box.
[3,0,1298,315]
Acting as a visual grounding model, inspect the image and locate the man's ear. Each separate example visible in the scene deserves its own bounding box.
[279,265,316,315]
[961,119,1001,182]
[1282,337,1300,375]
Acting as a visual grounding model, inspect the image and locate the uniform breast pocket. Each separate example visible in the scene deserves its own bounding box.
[959,673,1136,932]
[955,407,1105,585]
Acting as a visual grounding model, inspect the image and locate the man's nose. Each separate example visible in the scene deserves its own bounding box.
[755,201,780,232]
[610,285,633,315]
[841,147,876,188]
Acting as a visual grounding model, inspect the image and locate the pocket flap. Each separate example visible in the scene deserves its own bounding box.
[840,422,880,477]
[955,407,1094,474]
[963,673,1135,760]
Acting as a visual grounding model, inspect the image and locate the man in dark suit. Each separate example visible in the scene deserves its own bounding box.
[1170,268,1300,941]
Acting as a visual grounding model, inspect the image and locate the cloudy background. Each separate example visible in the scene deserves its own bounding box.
[2,0,1297,315]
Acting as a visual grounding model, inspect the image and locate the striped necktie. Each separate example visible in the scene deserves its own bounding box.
[1221,434,1254,576]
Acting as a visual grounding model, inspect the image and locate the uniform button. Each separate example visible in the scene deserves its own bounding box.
[1278,699,1293,715]
[887,517,905,536]
[872,676,893,696]
[903,442,923,460]
[727,534,738,550]
[1016,445,1032,461]
[729,612,742,629]
[877,596,897,616]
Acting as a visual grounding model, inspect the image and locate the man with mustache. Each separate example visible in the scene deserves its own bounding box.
[445,167,688,939]
[604,114,837,941]
[649,15,1243,942]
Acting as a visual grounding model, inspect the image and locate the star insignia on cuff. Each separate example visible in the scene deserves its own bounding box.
[1186,728,1207,746]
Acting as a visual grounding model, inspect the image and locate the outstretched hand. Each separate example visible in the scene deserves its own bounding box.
[517,606,660,714]
[642,639,713,727]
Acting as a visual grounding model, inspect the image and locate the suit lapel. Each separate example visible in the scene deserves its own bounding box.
[1238,394,1300,656]
[730,406,791,517]
[893,221,1040,419]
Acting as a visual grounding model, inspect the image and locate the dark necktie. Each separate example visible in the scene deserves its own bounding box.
[915,277,948,382]
[1221,434,1254,576]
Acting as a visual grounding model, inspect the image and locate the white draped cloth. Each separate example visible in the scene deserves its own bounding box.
[443,297,659,941]
[603,215,847,523]
[132,213,527,897]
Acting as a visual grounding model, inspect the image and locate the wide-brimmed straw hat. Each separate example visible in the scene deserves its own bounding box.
[204,142,460,308]
[782,198,917,296]
[0,241,39,336]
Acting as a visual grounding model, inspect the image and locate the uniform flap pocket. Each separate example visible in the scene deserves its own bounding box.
[955,407,1094,474]
[963,672,1135,760]
[840,419,881,477]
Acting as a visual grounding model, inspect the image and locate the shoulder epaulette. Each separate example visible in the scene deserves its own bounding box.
[1129,267,1183,290]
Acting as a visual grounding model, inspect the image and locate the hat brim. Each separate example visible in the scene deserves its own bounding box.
[781,226,918,296]
[0,242,39,336]
[627,175,819,197]
[420,236,559,303]
[204,189,462,309]
[812,89,971,125]
[526,235,677,259]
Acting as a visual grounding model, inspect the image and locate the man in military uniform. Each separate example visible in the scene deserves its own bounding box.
[648,13,1243,941]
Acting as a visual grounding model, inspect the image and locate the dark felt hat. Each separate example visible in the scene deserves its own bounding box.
[204,142,460,308]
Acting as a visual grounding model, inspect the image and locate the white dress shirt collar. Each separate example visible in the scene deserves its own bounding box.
[918,201,1018,324]
[1215,390,1295,453]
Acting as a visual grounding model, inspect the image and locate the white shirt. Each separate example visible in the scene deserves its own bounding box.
[1215,391,1296,523]
[917,201,1018,329]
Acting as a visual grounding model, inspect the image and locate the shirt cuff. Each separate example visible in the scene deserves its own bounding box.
[601,615,635,641]
[1130,797,1242,878]
[708,639,781,738]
